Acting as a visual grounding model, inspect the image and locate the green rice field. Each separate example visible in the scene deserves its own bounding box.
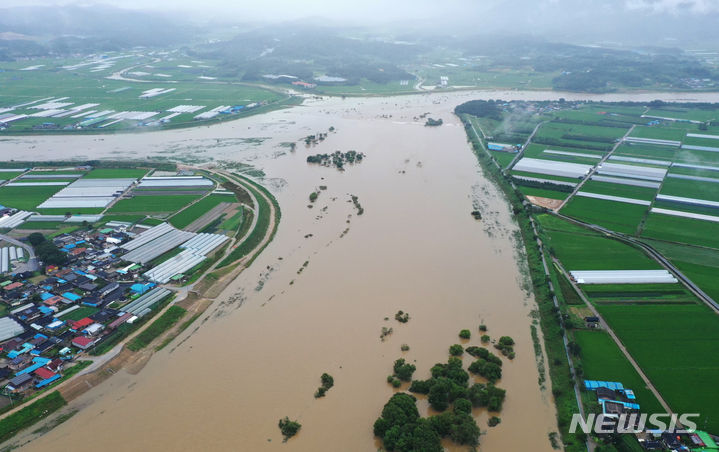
[539,216,659,270]
[597,303,719,432]
[108,194,201,214]
[580,180,658,201]
[168,194,236,229]
[583,283,696,304]
[560,197,648,235]
[0,185,64,210]
[641,213,719,249]
[573,329,664,415]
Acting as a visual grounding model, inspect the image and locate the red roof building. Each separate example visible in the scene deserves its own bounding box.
[34,367,57,380]
[69,247,87,256]
[3,282,23,291]
[71,336,94,350]
[43,295,67,306]
[70,317,93,330]
[47,358,63,372]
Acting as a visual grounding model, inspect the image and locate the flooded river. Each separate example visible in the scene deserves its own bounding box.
[5,89,719,451]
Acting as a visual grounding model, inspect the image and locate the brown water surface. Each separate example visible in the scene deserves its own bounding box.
[8,89,715,451]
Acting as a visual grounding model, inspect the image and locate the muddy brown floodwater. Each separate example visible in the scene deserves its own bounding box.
[6,90,719,452]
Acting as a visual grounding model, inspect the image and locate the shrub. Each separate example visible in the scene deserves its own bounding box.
[498,336,515,346]
[278,417,301,440]
[494,336,515,356]
[459,329,471,340]
[428,379,451,411]
[468,359,502,382]
[393,358,417,382]
[373,393,443,452]
[453,398,472,415]
[315,373,334,398]
[479,324,488,332]
[488,416,501,427]
[481,334,490,343]
[320,373,334,389]
[395,310,410,323]
[465,347,502,366]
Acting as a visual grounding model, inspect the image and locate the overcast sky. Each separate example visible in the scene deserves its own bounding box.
[2,0,718,46]
[3,0,719,22]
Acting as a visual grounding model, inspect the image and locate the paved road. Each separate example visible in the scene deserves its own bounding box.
[557,125,636,211]
[507,121,546,170]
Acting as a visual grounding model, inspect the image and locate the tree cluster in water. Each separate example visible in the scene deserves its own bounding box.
[314,373,335,398]
[304,133,328,146]
[306,150,364,170]
[374,344,508,451]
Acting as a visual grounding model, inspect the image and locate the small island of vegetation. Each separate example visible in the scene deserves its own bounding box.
[314,373,335,398]
[306,150,365,170]
[278,417,302,441]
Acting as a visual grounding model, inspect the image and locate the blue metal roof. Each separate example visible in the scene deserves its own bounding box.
[584,380,625,391]
[16,357,51,376]
[62,292,81,301]
[600,399,640,411]
[35,374,61,388]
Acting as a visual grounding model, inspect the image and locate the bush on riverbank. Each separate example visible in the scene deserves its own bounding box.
[0,391,66,444]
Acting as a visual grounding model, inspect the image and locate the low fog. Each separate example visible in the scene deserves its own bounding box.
[2,0,719,46]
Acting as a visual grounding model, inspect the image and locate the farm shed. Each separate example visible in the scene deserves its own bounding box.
[575,192,651,206]
[0,211,33,229]
[672,163,719,173]
[38,178,135,209]
[596,162,667,182]
[512,175,576,187]
[623,137,680,147]
[681,144,719,153]
[138,176,213,188]
[569,270,677,284]
[591,175,662,189]
[544,149,602,160]
[686,133,719,140]
[608,156,671,166]
[655,194,719,209]
[651,207,719,223]
[121,229,195,264]
[665,174,719,184]
[513,157,592,179]
[121,287,172,317]
[0,317,24,342]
